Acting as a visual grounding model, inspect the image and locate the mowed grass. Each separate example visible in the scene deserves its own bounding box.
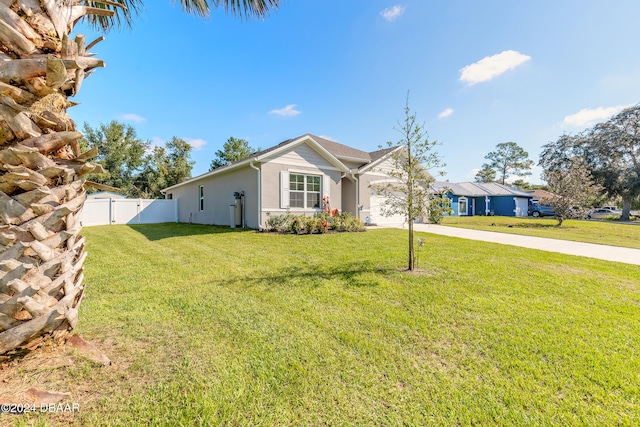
[11,223,640,426]
[441,215,640,249]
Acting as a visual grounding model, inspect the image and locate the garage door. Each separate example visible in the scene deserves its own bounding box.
[514,197,529,217]
[369,194,406,226]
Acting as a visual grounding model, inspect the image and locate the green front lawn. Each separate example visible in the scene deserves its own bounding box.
[10,224,640,426]
[441,216,640,249]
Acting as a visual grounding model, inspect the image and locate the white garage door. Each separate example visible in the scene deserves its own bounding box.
[369,194,406,226]
[514,197,529,217]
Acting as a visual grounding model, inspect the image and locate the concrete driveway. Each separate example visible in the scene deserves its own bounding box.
[406,224,640,266]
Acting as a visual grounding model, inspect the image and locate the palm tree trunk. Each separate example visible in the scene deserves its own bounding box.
[0,2,106,354]
[0,0,279,355]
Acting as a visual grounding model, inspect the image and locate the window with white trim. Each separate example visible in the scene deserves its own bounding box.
[199,185,204,211]
[458,196,468,216]
[289,173,321,209]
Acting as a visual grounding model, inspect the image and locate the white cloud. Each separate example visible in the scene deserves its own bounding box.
[380,5,405,22]
[466,168,480,179]
[150,136,165,147]
[561,105,628,128]
[438,108,454,119]
[459,50,531,85]
[505,175,523,184]
[119,113,146,123]
[268,104,301,117]
[184,138,207,150]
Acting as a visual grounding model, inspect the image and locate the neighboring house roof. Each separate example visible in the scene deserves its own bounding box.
[162,133,399,193]
[433,181,533,198]
[525,189,556,202]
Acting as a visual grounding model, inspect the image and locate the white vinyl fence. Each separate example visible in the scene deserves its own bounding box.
[81,198,177,226]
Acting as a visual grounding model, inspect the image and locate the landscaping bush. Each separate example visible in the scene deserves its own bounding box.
[291,216,309,234]
[265,212,365,234]
[266,213,296,233]
[333,212,366,232]
[307,217,329,234]
[428,195,453,224]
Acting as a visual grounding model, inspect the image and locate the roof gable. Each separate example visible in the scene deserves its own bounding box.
[357,146,401,173]
[256,135,348,172]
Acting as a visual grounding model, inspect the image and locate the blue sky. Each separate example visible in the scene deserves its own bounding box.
[72,1,640,183]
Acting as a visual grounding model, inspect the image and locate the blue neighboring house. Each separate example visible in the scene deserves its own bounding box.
[433,181,534,217]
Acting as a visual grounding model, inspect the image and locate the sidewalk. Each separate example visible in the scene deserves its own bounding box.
[406,224,640,266]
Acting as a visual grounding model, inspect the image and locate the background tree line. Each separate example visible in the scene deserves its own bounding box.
[82,120,194,198]
[89,104,640,220]
[82,122,261,198]
[540,104,640,221]
[472,105,640,222]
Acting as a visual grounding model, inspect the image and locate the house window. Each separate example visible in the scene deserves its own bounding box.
[199,186,204,211]
[458,197,468,216]
[289,173,321,209]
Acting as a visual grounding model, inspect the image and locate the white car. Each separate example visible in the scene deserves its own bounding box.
[586,208,621,220]
[601,206,622,213]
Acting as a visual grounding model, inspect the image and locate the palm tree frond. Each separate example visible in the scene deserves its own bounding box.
[208,0,280,19]
[82,0,144,32]
[82,0,279,32]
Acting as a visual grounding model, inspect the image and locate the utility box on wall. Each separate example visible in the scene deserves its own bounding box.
[231,192,242,228]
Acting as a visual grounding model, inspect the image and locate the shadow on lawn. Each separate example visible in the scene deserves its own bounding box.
[127,223,250,241]
[215,262,397,289]
[496,222,564,229]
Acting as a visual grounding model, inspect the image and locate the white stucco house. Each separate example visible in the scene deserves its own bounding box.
[161,134,406,229]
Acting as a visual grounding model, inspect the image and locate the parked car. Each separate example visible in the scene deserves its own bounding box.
[601,206,622,213]
[528,203,555,217]
[586,208,621,220]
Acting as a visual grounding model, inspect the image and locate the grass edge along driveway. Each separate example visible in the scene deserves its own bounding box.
[440,215,640,249]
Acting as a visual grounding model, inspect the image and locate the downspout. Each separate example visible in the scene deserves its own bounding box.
[355,173,360,221]
[249,161,261,230]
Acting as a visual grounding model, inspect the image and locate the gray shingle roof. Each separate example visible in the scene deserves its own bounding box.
[251,133,394,168]
[162,134,397,192]
[311,135,372,161]
[433,181,533,197]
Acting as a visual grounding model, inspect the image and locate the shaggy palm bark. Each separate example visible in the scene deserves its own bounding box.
[0,1,108,354]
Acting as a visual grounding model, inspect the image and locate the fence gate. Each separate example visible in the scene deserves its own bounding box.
[81,198,178,226]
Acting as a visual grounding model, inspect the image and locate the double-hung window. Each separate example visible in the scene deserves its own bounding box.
[289,173,321,209]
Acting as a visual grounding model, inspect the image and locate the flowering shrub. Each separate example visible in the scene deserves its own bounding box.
[265,211,364,234]
[291,216,308,234]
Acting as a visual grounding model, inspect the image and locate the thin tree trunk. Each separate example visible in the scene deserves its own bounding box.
[408,219,414,270]
[0,4,106,355]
